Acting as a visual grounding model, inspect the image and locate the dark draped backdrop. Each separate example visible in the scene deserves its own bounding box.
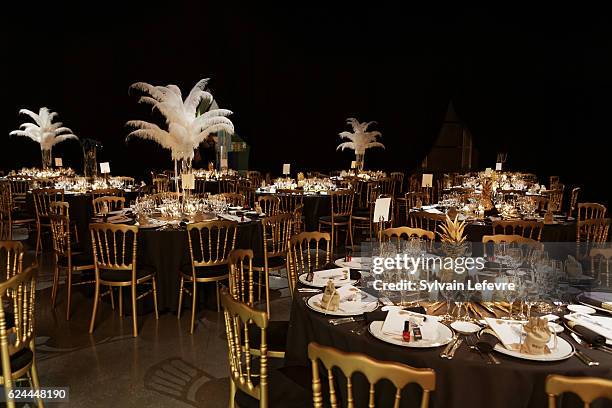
[3,3,611,207]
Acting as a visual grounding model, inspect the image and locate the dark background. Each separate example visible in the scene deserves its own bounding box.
[3,3,611,207]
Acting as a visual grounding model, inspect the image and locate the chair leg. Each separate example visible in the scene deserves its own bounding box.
[119,286,123,317]
[109,286,115,310]
[51,264,60,308]
[265,268,271,318]
[348,220,354,249]
[152,278,159,320]
[177,277,184,319]
[131,284,138,337]
[216,281,221,313]
[89,281,100,334]
[330,224,335,256]
[65,268,72,320]
[229,378,236,408]
[258,269,262,302]
[35,223,42,256]
[29,358,44,408]
[190,281,197,334]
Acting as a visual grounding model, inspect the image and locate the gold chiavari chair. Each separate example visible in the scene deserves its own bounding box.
[32,188,64,255]
[91,188,123,203]
[482,234,543,258]
[577,218,610,245]
[50,201,79,243]
[408,174,420,192]
[286,232,331,297]
[308,342,436,408]
[219,177,238,194]
[237,179,256,209]
[0,241,23,281]
[353,194,395,243]
[277,189,305,234]
[409,211,446,237]
[253,213,293,316]
[49,214,95,320]
[0,266,43,408]
[544,188,563,212]
[0,183,34,241]
[227,250,287,359]
[400,191,427,225]
[89,223,158,337]
[382,227,435,249]
[390,171,405,195]
[319,189,354,253]
[221,290,310,408]
[569,187,580,217]
[590,247,612,288]
[546,374,612,408]
[377,177,396,198]
[246,170,262,187]
[578,203,607,223]
[6,177,31,210]
[152,177,170,193]
[492,220,544,241]
[549,176,560,190]
[92,196,126,216]
[257,195,280,217]
[179,220,238,334]
[532,195,550,213]
[216,192,246,208]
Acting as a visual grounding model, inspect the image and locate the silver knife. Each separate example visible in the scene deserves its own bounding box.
[329,316,364,326]
[440,337,458,358]
[575,350,599,366]
[447,338,463,359]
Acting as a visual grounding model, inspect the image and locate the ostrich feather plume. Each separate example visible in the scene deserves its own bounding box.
[9,107,78,150]
[336,117,384,154]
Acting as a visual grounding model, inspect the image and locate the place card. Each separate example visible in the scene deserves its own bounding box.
[495,162,502,171]
[421,173,433,188]
[181,173,195,190]
[54,158,63,167]
[350,161,357,169]
[283,163,291,175]
[312,268,350,286]
[100,162,111,174]
[373,197,391,223]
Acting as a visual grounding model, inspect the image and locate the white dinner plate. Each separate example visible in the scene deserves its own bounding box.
[451,321,481,334]
[567,304,596,314]
[298,273,357,288]
[334,257,372,270]
[492,336,574,362]
[136,219,167,229]
[368,320,454,348]
[306,292,378,317]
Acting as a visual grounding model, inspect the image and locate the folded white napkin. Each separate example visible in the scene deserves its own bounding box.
[312,268,350,286]
[218,214,243,222]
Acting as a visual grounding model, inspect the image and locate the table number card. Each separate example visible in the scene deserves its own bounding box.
[100,162,111,174]
[421,173,433,188]
[54,158,63,167]
[373,197,392,223]
[495,162,502,171]
[181,173,195,190]
[350,161,357,169]
[283,163,291,175]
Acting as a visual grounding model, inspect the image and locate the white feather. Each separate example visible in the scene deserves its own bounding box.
[336,117,384,154]
[10,107,79,150]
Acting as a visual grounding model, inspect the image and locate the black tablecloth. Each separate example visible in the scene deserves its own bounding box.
[285,293,612,408]
[136,221,262,311]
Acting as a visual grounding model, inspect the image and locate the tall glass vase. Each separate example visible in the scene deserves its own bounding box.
[83,146,98,180]
[180,157,193,203]
[41,148,52,170]
[355,151,365,172]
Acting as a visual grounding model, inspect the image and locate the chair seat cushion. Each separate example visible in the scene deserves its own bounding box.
[100,265,155,282]
[245,320,289,353]
[10,348,33,372]
[180,263,228,279]
[58,252,93,268]
[234,365,311,408]
[252,256,286,269]
[319,215,350,224]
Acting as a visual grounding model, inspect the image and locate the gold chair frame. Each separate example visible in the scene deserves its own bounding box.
[32,188,64,256]
[257,195,281,217]
[546,374,612,408]
[92,196,126,216]
[492,220,544,241]
[286,232,331,297]
[308,342,436,408]
[0,240,23,282]
[319,190,354,253]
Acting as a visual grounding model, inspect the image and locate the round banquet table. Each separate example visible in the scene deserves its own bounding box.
[285,292,612,408]
[135,220,263,312]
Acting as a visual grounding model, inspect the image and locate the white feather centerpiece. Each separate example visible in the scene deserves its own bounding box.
[126,78,235,195]
[336,117,384,171]
[9,107,79,169]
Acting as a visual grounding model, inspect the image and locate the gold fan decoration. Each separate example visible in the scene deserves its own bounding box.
[437,214,467,244]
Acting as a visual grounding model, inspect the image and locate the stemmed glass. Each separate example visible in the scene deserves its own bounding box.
[502,275,520,320]
[438,271,456,323]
